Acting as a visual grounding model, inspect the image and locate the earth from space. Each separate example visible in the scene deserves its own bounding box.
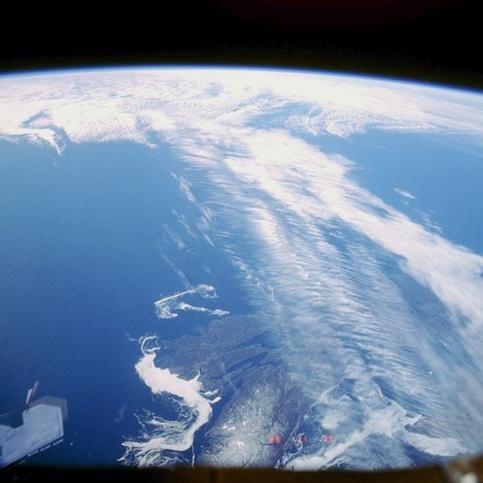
[0,67,483,471]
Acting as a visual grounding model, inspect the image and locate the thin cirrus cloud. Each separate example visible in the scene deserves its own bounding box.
[394,187,417,200]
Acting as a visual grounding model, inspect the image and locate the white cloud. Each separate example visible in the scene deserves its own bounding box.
[1,68,483,151]
[394,188,416,200]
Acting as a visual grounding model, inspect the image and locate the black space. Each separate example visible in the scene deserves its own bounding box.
[0,0,481,90]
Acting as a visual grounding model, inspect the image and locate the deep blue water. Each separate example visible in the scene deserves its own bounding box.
[0,139,247,465]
